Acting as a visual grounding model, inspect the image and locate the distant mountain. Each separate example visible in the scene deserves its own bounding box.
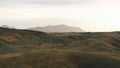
[28,24,84,33]
[0,25,15,29]
[1,25,10,28]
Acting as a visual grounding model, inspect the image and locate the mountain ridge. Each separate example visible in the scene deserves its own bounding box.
[28,24,84,33]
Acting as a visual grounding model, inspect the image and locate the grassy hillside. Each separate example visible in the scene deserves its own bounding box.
[1,27,120,53]
[0,49,120,68]
[0,27,120,68]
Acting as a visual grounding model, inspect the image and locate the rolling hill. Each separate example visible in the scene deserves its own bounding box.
[0,27,120,68]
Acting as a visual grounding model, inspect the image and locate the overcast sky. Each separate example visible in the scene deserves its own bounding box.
[0,0,120,32]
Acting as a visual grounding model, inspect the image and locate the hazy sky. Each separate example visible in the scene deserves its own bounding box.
[0,0,120,32]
